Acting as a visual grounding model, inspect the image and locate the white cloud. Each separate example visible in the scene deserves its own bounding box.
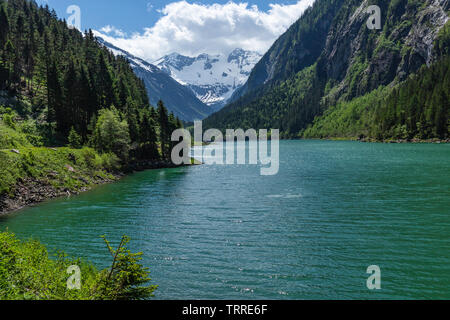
[95,0,315,62]
[100,25,127,37]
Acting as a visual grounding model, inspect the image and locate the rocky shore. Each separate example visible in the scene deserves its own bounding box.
[127,160,181,171]
[0,175,120,216]
[0,160,196,216]
[357,137,450,144]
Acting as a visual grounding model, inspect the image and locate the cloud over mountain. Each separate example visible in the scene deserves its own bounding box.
[94,0,315,61]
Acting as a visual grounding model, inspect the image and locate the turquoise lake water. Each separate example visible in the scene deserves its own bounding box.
[1,141,449,299]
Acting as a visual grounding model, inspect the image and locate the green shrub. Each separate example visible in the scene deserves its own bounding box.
[2,113,16,129]
[18,119,44,147]
[91,107,131,162]
[0,120,32,149]
[68,126,82,149]
[0,231,157,300]
[100,153,121,172]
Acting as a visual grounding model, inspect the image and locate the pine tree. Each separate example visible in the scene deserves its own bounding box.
[96,51,116,109]
[434,89,448,138]
[68,126,82,148]
[157,100,170,159]
[60,60,78,134]
[3,39,15,87]
[0,5,9,47]
[46,59,62,127]
[140,111,158,159]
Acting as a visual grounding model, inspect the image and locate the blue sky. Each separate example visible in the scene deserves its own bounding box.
[36,0,314,61]
[37,0,302,34]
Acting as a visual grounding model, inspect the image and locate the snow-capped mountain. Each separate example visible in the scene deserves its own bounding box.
[153,49,262,110]
[97,37,212,122]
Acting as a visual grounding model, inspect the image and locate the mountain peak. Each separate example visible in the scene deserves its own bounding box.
[165,52,184,60]
[229,48,245,56]
[227,48,261,64]
[154,49,262,110]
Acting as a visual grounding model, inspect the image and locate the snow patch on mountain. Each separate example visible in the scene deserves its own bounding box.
[153,49,262,109]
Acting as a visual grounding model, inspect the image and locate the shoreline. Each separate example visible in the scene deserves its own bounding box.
[299,137,450,144]
[0,160,198,217]
[0,174,121,216]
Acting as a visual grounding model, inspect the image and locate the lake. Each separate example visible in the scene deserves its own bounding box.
[1,141,449,299]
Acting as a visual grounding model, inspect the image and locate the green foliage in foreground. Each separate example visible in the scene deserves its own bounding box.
[0,232,157,300]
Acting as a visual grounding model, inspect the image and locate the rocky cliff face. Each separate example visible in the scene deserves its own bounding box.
[321,0,449,101]
[231,0,346,101]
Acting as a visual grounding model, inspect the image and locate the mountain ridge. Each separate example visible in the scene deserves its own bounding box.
[97,37,212,122]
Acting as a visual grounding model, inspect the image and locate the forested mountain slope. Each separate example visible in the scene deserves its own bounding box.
[0,0,181,158]
[205,0,449,141]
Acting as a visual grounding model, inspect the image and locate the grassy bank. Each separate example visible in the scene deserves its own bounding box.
[0,231,156,300]
[0,124,122,214]
[0,147,118,196]
[0,146,121,215]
